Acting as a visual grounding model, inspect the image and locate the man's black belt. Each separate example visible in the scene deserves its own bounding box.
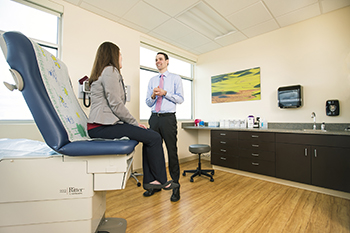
[152,112,175,117]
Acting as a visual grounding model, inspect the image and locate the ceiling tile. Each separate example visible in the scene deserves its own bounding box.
[82,0,139,17]
[61,0,349,55]
[80,2,121,22]
[321,0,350,13]
[122,1,171,31]
[192,41,222,54]
[148,31,174,43]
[227,1,273,30]
[242,19,279,38]
[176,31,212,48]
[205,0,260,17]
[177,2,236,40]
[276,3,321,27]
[143,0,198,17]
[147,31,193,52]
[215,31,247,47]
[118,18,150,34]
[150,19,193,40]
[263,0,318,17]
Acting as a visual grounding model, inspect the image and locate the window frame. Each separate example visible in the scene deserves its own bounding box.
[139,43,195,121]
[0,0,63,122]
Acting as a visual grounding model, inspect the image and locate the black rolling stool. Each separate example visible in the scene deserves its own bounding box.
[183,144,214,182]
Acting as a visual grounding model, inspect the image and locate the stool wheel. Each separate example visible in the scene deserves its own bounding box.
[182,172,186,176]
[210,178,214,182]
[137,182,141,187]
[190,178,194,182]
[211,171,215,175]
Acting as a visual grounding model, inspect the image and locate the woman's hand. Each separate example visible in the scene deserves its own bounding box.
[138,123,147,129]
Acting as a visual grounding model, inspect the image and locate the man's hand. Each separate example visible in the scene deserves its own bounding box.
[152,86,167,99]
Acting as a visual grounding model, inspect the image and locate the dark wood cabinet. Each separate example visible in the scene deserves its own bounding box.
[210,129,350,193]
[276,143,311,184]
[211,130,276,176]
[276,133,350,193]
[311,146,350,193]
[238,131,276,177]
[211,130,239,169]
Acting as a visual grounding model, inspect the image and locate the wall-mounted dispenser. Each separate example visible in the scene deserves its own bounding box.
[326,99,339,116]
[278,85,302,108]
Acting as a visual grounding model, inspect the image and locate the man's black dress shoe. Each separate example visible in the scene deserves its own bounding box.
[143,188,161,197]
[171,186,180,202]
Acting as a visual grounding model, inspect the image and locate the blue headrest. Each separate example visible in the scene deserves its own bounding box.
[2,31,69,150]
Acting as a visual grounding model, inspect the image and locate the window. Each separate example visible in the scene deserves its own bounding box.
[139,45,194,120]
[0,0,62,121]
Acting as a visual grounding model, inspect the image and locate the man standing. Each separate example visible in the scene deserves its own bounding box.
[145,52,184,202]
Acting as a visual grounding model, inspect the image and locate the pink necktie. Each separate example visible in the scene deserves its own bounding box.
[155,74,164,112]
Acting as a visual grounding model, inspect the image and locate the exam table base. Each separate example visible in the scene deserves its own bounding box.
[0,154,132,233]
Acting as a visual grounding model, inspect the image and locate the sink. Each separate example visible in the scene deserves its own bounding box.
[303,129,327,132]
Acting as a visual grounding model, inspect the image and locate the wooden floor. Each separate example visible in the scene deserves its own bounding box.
[106,159,350,233]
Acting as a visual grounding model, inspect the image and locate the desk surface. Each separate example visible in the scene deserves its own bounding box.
[182,122,350,136]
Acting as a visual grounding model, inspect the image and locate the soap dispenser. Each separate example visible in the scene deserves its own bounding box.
[254,116,260,128]
[247,115,254,128]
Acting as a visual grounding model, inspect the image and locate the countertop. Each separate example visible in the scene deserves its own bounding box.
[182,122,350,136]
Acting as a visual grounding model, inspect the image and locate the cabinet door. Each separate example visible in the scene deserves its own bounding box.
[312,146,350,193]
[276,143,311,184]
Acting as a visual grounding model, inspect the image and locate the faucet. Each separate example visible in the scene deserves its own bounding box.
[311,112,316,130]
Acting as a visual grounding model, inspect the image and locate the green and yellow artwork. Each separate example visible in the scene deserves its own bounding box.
[211,67,261,103]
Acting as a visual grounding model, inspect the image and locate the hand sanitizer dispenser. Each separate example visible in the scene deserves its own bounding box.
[247,115,254,128]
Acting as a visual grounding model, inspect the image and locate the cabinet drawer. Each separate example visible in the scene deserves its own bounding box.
[211,154,239,169]
[211,137,238,148]
[239,148,275,161]
[238,140,275,151]
[239,157,275,177]
[211,130,238,140]
[211,142,238,156]
[238,131,275,142]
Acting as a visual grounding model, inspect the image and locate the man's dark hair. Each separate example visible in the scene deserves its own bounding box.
[157,52,169,60]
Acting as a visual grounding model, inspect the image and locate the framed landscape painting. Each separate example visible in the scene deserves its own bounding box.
[211,67,261,103]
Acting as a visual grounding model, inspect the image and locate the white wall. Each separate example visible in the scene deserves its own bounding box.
[195,6,350,124]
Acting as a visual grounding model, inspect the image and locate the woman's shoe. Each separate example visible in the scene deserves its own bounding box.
[143,180,179,190]
[163,181,179,190]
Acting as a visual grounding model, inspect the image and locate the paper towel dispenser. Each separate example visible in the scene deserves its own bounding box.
[278,85,302,108]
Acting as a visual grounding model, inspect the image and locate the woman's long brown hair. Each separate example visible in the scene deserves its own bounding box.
[89,42,120,85]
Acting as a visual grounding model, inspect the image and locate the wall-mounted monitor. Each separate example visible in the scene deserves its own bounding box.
[278,85,302,108]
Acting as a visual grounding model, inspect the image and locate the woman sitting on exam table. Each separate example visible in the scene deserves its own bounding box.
[87,41,178,191]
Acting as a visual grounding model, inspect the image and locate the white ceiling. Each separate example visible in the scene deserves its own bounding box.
[63,0,350,55]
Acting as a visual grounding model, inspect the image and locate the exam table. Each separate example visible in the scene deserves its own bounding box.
[0,31,138,233]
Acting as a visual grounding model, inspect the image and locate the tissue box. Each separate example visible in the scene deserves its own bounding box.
[208,121,219,127]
